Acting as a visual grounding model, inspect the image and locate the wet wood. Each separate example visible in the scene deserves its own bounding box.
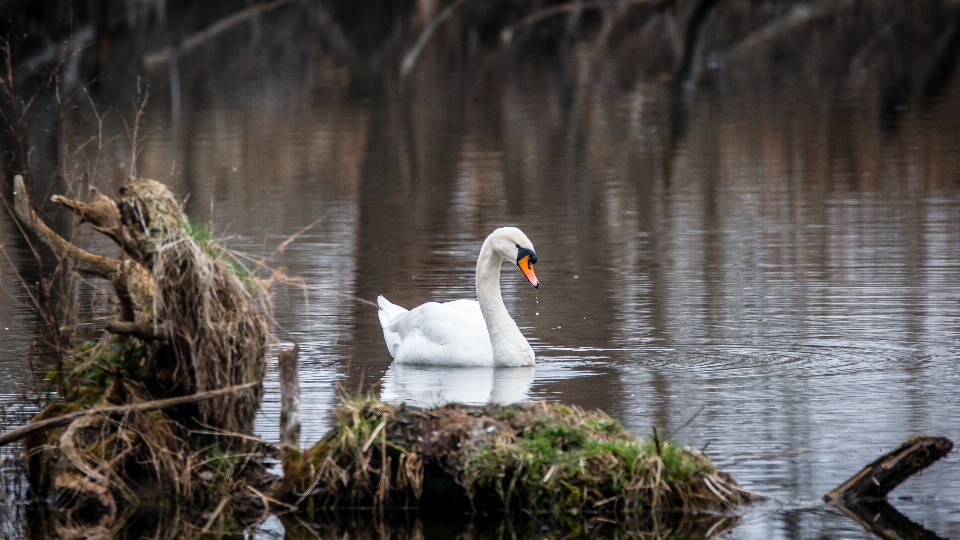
[12,175,120,279]
[0,382,258,447]
[52,188,121,231]
[278,344,301,449]
[105,320,173,342]
[53,189,143,262]
[824,436,953,503]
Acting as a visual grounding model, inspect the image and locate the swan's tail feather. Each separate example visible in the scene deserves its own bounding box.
[377,296,408,325]
[377,296,407,358]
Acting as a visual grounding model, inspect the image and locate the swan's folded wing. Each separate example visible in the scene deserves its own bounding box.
[399,300,484,342]
[392,300,493,365]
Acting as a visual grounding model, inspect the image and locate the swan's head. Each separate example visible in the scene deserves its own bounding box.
[487,227,539,289]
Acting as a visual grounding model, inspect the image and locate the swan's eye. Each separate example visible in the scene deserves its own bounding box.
[516,246,537,266]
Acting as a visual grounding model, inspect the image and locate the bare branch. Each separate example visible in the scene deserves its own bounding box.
[401,0,472,78]
[12,175,121,279]
[0,382,260,447]
[825,436,953,503]
[143,0,299,67]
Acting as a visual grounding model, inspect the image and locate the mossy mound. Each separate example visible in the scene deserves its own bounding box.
[276,395,757,517]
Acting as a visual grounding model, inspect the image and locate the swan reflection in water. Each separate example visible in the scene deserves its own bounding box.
[380,364,535,407]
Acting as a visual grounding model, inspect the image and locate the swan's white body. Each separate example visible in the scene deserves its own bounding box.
[377,227,539,367]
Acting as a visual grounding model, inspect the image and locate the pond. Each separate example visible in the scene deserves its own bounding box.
[2,23,960,539]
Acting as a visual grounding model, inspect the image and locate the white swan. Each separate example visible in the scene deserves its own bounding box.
[377,227,539,367]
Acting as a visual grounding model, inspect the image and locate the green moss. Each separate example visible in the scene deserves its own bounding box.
[640,439,704,481]
[50,335,148,400]
[180,219,253,284]
[550,404,573,415]
[284,395,755,516]
[463,412,712,514]
[583,416,622,433]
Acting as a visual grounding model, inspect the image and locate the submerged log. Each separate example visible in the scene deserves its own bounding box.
[826,436,953,540]
[825,436,953,504]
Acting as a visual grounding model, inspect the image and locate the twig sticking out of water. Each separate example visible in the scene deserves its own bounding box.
[278,344,301,450]
[664,404,706,441]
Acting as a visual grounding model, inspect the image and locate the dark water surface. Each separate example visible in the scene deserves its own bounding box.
[2,55,960,538]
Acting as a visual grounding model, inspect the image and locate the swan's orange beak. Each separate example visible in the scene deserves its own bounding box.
[518,255,539,288]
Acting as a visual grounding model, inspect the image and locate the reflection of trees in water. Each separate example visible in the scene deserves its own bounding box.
[2,3,958,536]
[6,0,958,403]
[32,0,951,406]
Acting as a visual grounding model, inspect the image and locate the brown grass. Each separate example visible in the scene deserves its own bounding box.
[276,393,758,519]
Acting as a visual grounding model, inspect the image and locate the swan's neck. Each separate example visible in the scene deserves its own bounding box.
[476,244,510,331]
[476,242,533,366]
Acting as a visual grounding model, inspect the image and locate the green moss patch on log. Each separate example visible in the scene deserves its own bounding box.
[275,395,757,516]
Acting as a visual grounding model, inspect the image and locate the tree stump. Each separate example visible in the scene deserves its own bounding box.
[12,175,272,510]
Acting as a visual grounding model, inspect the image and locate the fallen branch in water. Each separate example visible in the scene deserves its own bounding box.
[0,382,258,447]
[824,435,953,503]
[825,436,953,540]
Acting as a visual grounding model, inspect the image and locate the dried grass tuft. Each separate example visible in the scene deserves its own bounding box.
[277,393,759,518]
[120,178,271,433]
[19,177,275,519]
